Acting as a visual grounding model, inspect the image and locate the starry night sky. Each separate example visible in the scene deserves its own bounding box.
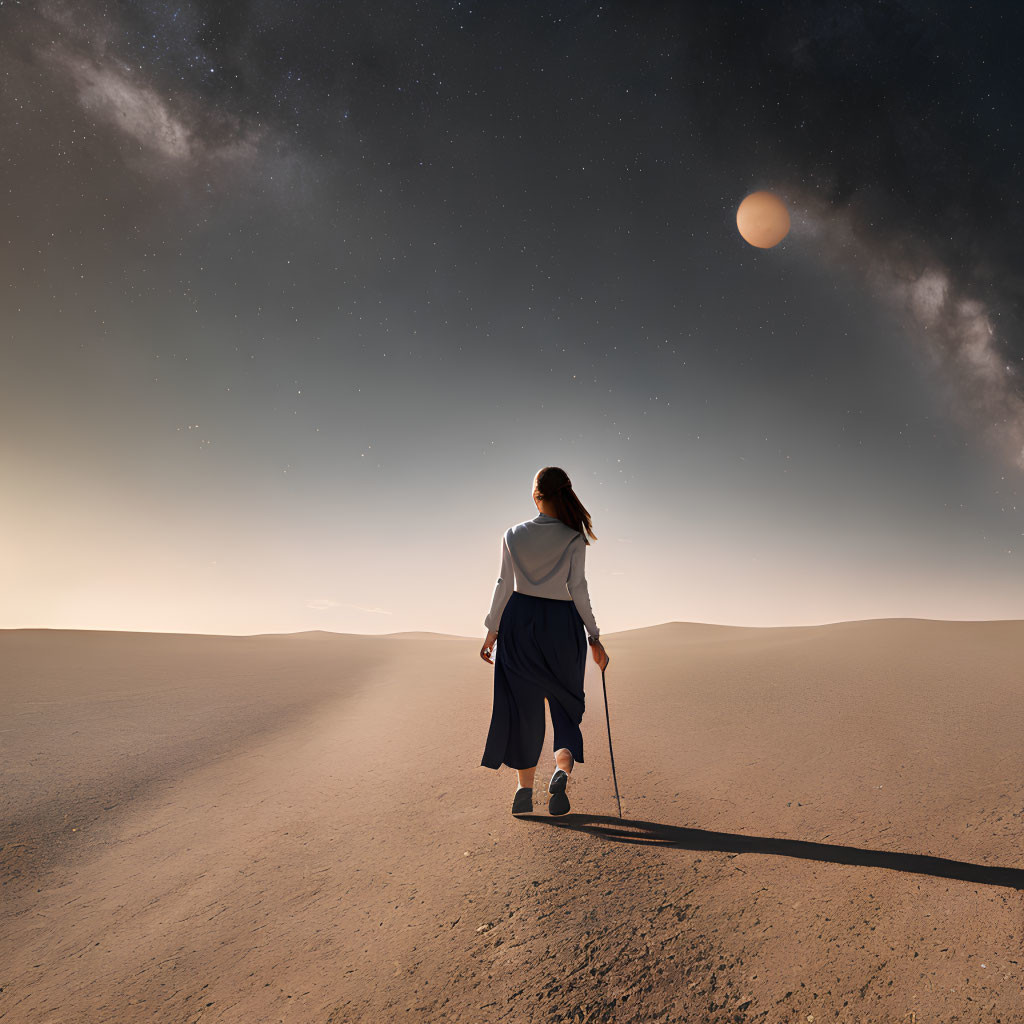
[4,1,1024,634]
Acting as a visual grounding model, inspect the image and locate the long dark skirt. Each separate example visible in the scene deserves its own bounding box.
[480,590,588,770]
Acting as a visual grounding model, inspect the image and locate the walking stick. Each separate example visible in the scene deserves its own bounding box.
[598,649,623,819]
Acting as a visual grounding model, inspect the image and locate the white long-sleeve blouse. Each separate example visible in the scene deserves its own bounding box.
[483,512,600,640]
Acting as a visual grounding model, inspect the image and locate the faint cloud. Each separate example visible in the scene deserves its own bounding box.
[906,269,948,327]
[306,598,392,615]
[799,191,1024,471]
[37,0,117,52]
[31,0,290,189]
[880,268,1024,471]
[60,56,196,161]
[343,603,393,615]
[40,45,266,170]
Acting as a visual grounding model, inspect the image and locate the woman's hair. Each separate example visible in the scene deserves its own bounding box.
[534,466,597,545]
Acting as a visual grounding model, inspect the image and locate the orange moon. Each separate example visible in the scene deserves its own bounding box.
[736,190,791,248]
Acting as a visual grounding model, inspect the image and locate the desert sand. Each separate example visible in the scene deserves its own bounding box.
[3,618,1024,1023]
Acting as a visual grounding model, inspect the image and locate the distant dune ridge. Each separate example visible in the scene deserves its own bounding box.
[3,618,1024,1022]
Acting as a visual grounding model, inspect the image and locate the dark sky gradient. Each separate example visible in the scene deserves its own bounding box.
[4,1,1024,634]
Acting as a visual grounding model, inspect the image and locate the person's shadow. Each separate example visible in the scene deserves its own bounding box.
[531,813,1024,889]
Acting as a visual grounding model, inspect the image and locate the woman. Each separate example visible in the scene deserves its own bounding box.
[479,466,609,817]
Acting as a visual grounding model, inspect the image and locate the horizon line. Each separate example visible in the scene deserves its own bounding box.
[3,615,1024,640]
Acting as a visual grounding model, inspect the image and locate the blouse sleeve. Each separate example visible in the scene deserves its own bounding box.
[566,536,600,640]
[483,531,514,632]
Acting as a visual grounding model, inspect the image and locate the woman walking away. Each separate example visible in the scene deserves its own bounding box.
[479,466,609,817]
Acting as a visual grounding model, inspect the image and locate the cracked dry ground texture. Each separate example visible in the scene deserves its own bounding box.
[2,620,1024,1022]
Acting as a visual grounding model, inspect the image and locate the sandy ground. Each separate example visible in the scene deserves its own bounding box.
[2,619,1024,1023]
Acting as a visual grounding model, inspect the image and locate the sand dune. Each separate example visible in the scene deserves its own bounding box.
[3,619,1024,1022]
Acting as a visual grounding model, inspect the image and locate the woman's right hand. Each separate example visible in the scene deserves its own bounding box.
[590,639,609,671]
